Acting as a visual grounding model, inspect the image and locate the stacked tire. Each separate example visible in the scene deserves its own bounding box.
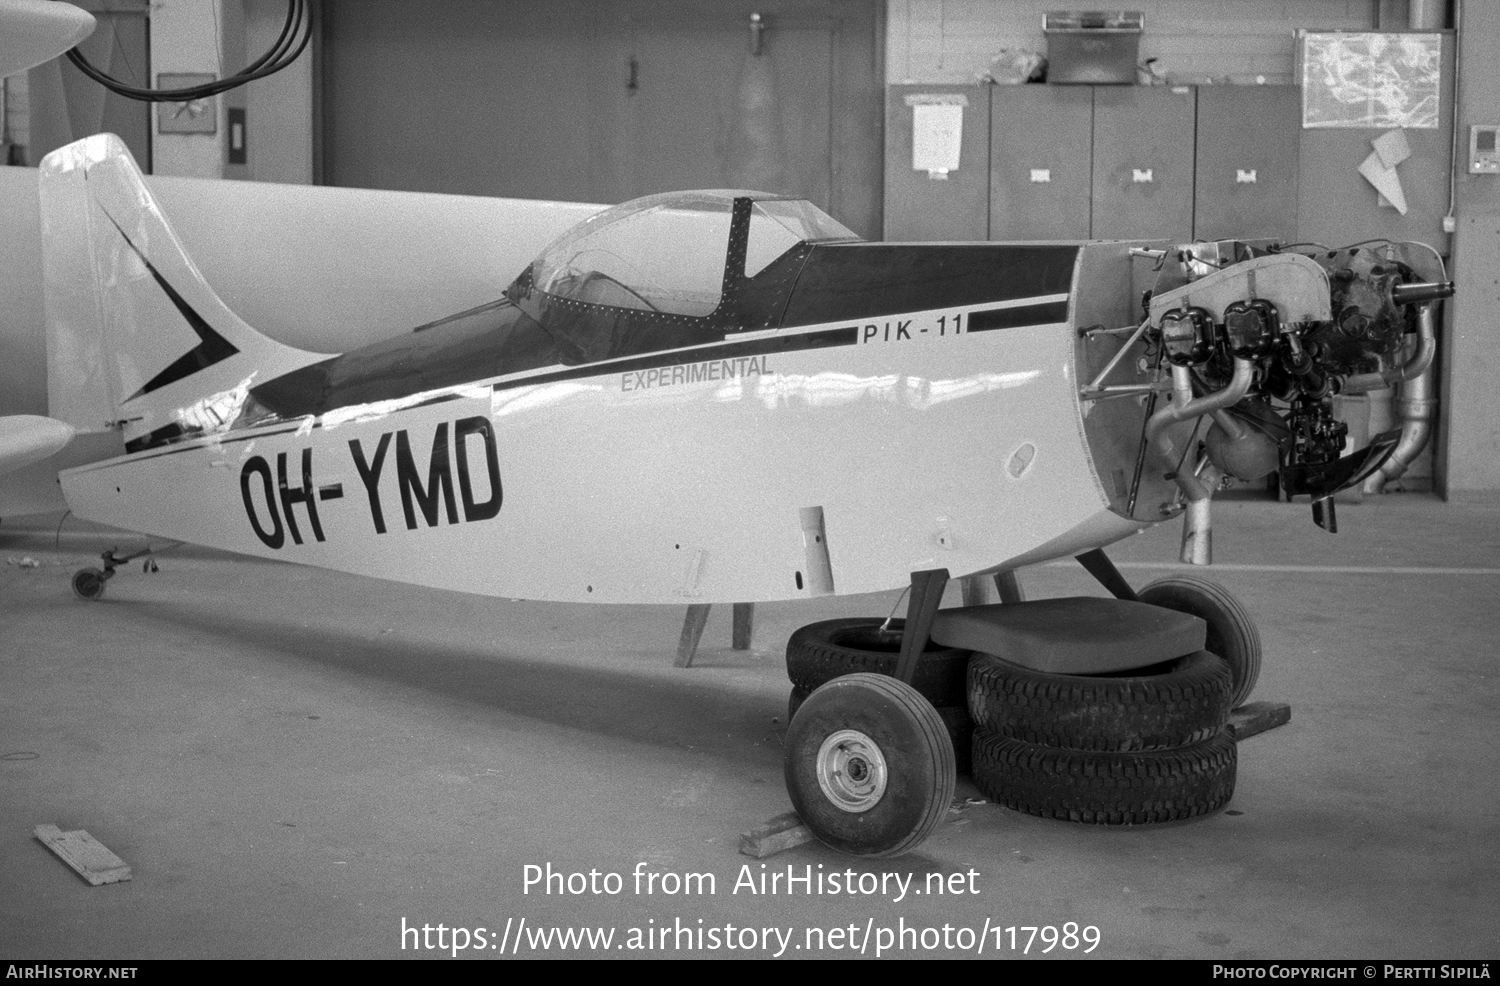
[967,649,1238,824]
[784,618,975,774]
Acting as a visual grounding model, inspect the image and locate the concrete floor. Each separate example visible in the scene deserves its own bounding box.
[1,494,1497,960]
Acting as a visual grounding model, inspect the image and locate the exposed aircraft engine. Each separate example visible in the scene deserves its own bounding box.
[1076,237,1452,562]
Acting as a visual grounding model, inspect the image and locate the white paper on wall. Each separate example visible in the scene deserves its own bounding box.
[1358,151,1408,215]
[911,102,964,176]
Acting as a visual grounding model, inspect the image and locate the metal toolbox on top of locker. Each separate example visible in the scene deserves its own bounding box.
[1044,11,1143,85]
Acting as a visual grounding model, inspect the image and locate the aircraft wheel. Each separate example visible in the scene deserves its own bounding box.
[784,673,955,857]
[72,567,107,601]
[971,728,1237,825]
[967,650,1232,752]
[1138,576,1262,710]
[785,618,969,707]
[790,684,973,775]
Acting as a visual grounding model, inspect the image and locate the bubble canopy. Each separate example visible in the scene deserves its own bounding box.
[524,191,860,318]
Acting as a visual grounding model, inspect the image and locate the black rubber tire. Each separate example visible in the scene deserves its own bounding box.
[784,673,955,857]
[785,618,970,708]
[1137,576,1262,710]
[971,727,1236,825]
[790,685,973,775]
[72,567,107,601]
[967,650,1233,752]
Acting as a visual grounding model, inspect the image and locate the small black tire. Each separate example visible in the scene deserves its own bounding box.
[72,568,107,601]
[971,728,1236,825]
[790,685,974,775]
[786,618,970,707]
[1138,576,1262,710]
[784,673,955,857]
[967,650,1233,752]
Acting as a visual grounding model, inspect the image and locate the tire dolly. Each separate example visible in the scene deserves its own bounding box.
[773,549,1287,857]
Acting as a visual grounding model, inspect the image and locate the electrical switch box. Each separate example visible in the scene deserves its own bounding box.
[1470,125,1499,174]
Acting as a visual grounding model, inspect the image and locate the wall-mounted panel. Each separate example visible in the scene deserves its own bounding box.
[989,86,1092,240]
[1091,86,1196,241]
[1194,85,1299,241]
[884,84,989,241]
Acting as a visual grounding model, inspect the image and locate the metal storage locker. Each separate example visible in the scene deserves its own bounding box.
[989,86,1093,240]
[1090,86,1196,240]
[1194,86,1300,242]
[883,84,990,241]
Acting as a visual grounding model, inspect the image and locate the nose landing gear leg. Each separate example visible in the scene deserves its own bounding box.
[72,546,161,601]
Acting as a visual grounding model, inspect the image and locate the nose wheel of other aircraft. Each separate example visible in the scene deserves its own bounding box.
[784,673,955,857]
[71,547,164,602]
[71,566,109,600]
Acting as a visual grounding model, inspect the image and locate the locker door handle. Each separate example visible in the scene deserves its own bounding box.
[1236,169,1258,184]
[1132,168,1154,183]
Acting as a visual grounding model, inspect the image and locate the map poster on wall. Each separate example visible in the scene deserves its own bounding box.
[1300,32,1442,129]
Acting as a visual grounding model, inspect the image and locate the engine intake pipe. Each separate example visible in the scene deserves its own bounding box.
[1145,357,1256,452]
[1144,357,1255,567]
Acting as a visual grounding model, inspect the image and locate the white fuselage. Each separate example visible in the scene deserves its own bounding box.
[61,300,1144,604]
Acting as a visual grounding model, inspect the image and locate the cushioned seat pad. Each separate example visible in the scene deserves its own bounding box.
[929,597,1207,674]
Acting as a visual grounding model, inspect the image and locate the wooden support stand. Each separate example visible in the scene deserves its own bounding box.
[675,602,755,668]
[1226,701,1291,741]
[959,571,1025,606]
[739,811,814,858]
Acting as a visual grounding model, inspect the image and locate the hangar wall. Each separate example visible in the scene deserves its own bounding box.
[887,0,1375,84]
[5,0,1499,496]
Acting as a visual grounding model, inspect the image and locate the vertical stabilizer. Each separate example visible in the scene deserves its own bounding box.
[40,134,330,451]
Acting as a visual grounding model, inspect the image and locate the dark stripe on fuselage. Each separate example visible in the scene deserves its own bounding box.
[125,242,1081,455]
[968,299,1071,332]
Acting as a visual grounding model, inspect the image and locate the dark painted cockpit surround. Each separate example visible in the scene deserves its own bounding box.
[244,238,1079,425]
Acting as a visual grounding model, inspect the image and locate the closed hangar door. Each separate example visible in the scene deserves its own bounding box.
[319,0,883,237]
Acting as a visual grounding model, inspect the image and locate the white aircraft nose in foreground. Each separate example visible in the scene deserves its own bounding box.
[41,134,1451,856]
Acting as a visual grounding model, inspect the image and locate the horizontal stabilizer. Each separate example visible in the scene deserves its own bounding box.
[0,414,75,477]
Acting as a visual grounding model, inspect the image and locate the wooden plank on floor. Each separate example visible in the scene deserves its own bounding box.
[1227,701,1291,741]
[738,811,814,858]
[34,824,132,886]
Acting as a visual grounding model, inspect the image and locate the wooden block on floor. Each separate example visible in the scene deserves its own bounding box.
[739,810,814,859]
[1227,701,1291,741]
[34,824,132,886]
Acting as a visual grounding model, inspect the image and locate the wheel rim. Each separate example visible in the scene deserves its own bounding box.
[815,729,888,813]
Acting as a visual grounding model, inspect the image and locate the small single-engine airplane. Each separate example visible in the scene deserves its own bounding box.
[41,134,1452,856]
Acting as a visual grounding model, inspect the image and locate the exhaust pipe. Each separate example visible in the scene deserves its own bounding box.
[1342,302,1438,395]
[1343,304,1439,493]
[1364,333,1438,493]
